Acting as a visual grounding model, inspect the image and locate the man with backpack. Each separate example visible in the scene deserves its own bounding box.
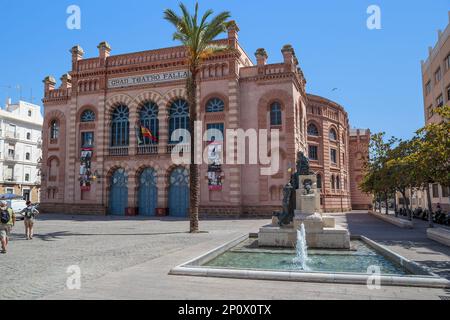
[20,201,39,240]
[0,201,15,254]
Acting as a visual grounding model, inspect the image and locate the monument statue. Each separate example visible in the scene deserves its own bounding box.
[261,150,351,249]
[278,151,315,227]
[278,182,295,226]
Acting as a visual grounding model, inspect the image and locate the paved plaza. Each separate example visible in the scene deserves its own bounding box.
[1,212,449,300]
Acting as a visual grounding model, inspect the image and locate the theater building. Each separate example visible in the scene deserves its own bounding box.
[41,22,370,216]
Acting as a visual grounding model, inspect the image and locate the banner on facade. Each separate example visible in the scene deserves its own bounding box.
[80,148,93,192]
[108,70,189,89]
[207,142,223,191]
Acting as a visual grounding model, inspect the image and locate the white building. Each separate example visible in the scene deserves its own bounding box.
[0,99,43,202]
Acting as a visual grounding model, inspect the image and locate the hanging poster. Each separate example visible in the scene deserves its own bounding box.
[207,142,223,191]
[80,148,93,191]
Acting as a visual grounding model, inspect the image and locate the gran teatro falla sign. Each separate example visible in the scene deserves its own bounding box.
[108,70,188,89]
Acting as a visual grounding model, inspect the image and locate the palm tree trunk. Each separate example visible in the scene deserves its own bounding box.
[187,70,200,233]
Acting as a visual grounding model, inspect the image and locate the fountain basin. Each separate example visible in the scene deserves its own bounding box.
[169,234,450,288]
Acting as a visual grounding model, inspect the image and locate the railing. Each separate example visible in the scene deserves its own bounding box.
[166,144,191,154]
[4,154,20,161]
[108,146,129,156]
[2,176,20,183]
[137,145,158,155]
[46,88,71,99]
[4,131,19,139]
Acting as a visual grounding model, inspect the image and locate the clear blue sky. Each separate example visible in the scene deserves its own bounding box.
[0,0,448,139]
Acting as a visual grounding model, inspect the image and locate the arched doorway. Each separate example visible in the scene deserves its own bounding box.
[109,168,128,216]
[168,167,189,217]
[138,168,158,216]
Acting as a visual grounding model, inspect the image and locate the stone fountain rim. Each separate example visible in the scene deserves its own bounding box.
[169,234,450,289]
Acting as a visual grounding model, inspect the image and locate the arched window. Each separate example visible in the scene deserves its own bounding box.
[336,175,340,190]
[110,105,129,147]
[270,102,282,126]
[329,128,337,141]
[81,110,96,122]
[139,102,159,145]
[50,120,59,140]
[206,98,224,113]
[317,174,322,189]
[26,132,31,140]
[307,123,319,136]
[26,152,31,161]
[169,99,189,143]
[331,175,335,190]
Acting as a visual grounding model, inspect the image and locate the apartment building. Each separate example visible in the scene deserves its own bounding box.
[0,99,43,202]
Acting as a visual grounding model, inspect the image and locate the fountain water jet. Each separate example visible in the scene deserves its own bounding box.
[293,223,309,270]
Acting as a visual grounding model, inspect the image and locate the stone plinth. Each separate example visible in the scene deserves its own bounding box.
[307,228,350,249]
[259,173,350,249]
[258,226,297,248]
[294,212,323,232]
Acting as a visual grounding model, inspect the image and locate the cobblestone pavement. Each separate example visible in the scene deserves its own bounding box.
[0,215,258,300]
[1,213,450,300]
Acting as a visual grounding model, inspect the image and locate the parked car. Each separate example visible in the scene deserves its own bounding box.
[9,199,27,220]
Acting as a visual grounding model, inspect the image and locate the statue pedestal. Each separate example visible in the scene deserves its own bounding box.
[258,157,350,249]
[259,174,349,249]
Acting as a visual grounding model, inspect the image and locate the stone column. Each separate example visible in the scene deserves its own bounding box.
[158,106,169,154]
[65,95,78,204]
[96,94,107,207]
[157,169,168,209]
[227,79,242,209]
[129,107,138,156]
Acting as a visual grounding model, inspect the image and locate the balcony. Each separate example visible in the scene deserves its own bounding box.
[4,131,20,141]
[108,146,129,157]
[2,176,19,184]
[4,154,20,162]
[137,145,158,155]
[166,144,191,154]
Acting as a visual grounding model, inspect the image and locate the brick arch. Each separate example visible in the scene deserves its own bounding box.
[201,92,229,113]
[161,88,188,108]
[104,164,132,185]
[328,125,339,140]
[134,91,164,110]
[76,104,98,123]
[105,94,134,122]
[135,163,161,178]
[46,155,60,167]
[307,120,322,136]
[45,110,66,127]
[165,164,189,179]
[257,89,292,129]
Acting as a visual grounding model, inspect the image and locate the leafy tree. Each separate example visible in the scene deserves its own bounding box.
[386,139,418,221]
[390,105,450,226]
[164,3,231,232]
[360,133,397,215]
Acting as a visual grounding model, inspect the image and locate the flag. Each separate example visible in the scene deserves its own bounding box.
[141,126,158,142]
[136,127,143,145]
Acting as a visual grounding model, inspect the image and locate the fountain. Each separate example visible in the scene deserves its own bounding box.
[293,223,308,270]
[170,153,449,287]
[258,152,351,249]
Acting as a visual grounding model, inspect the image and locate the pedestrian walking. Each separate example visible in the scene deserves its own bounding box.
[0,201,15,254]
[20,201,39,240]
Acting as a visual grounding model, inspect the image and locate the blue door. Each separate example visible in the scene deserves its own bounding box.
[169,167,189,217]
[138,168,158,216]
[109,169,128,215]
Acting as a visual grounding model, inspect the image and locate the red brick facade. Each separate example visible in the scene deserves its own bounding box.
[41,24,370,216]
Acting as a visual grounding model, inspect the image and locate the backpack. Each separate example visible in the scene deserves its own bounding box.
[0,210,10,224]
[24,207,36,219]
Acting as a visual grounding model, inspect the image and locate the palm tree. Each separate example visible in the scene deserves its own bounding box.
[164,3,231,233]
